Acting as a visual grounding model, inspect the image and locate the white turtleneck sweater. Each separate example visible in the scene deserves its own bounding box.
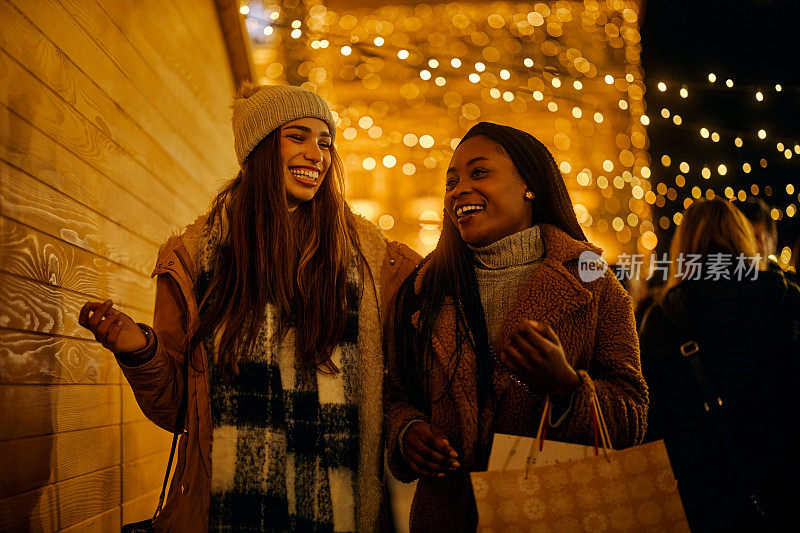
[470,225,544,348]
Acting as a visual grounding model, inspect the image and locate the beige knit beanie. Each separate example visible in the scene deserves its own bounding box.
[231,84,336,166]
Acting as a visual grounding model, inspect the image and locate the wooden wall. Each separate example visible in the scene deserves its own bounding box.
[0,0,241,529]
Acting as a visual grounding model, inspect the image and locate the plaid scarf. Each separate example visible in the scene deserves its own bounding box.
[198,215,361,532]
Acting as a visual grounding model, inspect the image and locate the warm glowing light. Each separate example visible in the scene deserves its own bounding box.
[468,73,480,83]
[657,82,666,92]
[374,37,384,46]
[383,155,397,168]
[726,79,733,87]
[291,20,301,28]
[701,167,711,179]
[524,58,534,67]
[489,88,501,99]
[435,76,446,86]
[718,164,727,175]
[661,108,670,118]
[378,214,395,230]
[533,91,544,101]
[711,132,720,143]
[619,100,628,110]
[593,112,603,123]
[547,102,558,112]
[604,74,614,84]
[428,59,439,68]
[770,208,781,221]
[708,73,717,82]
[734,137,743,147]
[758,129,766,139]
[341,46,352,56]
[291,29,301,38]
[475,62,486,72]
[499,69,510,80]
[362,157,376,170]
[397,49,409,60]
[700,128,709,138]
[640,115,650,126]
[552,78,562,88]
[559,161,572,173]
[602,160,614,172]
[451,58,462,68]
[680,86,688,98]
[679,162,690,173]
[419,135,435,149]
[402,163,416,175]
[755,91,763,102]
[420,69,432,80]
[661,155,671,166]
[776,84,782,92]
[502,91,514,102]
[239,5,250,15]
[572,107,582,118]
[263,26,274,36]
[358,116,373,129]
[673,115,682,125]
[742,163,751,173]
[641,231,658,250]
[343,127,357,140]
[787,184,795,195]
[573,80,583,90]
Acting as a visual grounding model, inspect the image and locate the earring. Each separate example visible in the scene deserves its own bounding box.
[524,190,535,200]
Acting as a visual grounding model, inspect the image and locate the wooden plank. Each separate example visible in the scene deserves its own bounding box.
[0,425,120,499]
[0,328,120,385]
[122,420,173,464]
[4,0,234,185]
[0,466,120,531]
[122,382,150,425]
[0,217,155,314]
[62,505,120,533]
[0,42,206,218]
[98,0,235,129]
[0,213,156,304]
[209,0,255,87]
[123,453,169,502]
[0,384,120,441]
[121,488,159,526]
[0,272,150,341]
[179,0,249,87]
[0,0,219,201]
[0,159,157,277]
[0,105,180,248]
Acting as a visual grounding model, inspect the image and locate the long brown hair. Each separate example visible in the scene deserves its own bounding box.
[666,198,759,289]
[395,122,586,412]
[189,127,362,377]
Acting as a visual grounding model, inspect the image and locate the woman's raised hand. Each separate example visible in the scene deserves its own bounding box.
[499,320,580,396]
[402,421,460,477]
[79,300,147,354]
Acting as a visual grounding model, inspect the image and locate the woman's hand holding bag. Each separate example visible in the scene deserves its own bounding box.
[499,320,580,396]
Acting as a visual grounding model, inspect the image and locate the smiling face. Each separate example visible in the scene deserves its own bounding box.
[445,135,533,247]
[279,117,332,207]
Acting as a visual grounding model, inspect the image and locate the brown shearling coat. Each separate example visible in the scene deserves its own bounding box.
[384,224,648,532]
[118,213,419,532]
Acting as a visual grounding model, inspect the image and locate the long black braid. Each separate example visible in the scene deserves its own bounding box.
[395,121,587,414]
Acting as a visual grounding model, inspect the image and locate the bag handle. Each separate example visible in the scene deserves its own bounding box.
[499,389,613,476]
[151,351,190,521]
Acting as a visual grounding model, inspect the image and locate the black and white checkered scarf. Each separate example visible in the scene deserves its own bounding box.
[198,214,361,532]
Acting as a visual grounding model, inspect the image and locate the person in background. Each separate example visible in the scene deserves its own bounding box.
[80,84,418,532]
[384,122,648,532]
[736,197,780,271]
[639,198,800,531]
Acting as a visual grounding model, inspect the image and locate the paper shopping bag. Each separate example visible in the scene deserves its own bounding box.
[471,393,689,531]
[472,440,688,532]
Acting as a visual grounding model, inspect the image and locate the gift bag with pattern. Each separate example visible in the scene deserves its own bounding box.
[471,392,689,532]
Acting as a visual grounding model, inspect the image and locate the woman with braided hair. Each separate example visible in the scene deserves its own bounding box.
[79,83,419,532]
[384,122,648,531]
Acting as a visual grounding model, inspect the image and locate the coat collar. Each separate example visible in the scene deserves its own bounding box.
[495,225,599,346]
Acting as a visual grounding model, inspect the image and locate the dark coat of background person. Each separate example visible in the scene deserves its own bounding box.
[639,271,800,531]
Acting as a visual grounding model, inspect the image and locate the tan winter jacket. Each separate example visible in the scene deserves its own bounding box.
[118,213,419,532]
[384,224,648,532]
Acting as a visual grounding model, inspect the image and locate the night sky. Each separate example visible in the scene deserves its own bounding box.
[640,0,800,255]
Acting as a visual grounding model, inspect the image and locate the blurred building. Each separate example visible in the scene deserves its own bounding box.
[242,0,652,259]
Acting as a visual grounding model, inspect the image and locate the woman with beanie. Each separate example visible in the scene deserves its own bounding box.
[384,122,648,531]
[639,198,800,530]
[79,83,419,532]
